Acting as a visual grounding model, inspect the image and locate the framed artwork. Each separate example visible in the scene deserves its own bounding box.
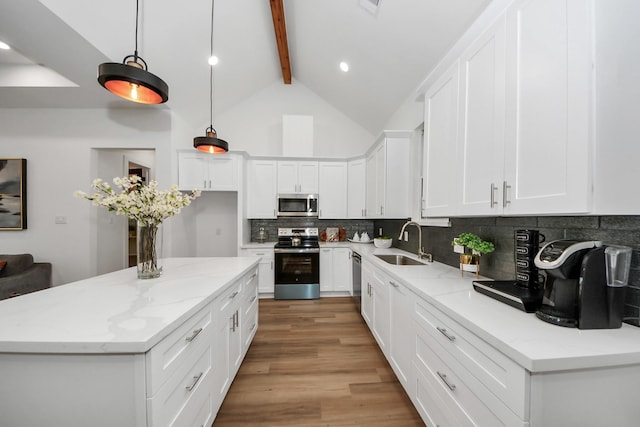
[0,158,27,230]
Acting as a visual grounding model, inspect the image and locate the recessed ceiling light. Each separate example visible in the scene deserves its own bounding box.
[208,55,219,66]
[339,62,349,72]
[0,41,11,50]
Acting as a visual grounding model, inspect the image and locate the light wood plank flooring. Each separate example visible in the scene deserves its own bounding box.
[213,297,424,427]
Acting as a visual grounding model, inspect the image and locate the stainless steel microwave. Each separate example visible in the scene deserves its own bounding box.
[277,194,318,217]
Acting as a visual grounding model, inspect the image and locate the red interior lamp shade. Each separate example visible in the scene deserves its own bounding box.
[98,56,168,104]
[194,127,229,154]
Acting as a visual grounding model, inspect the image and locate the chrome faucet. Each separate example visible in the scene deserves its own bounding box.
[398,221,433,262]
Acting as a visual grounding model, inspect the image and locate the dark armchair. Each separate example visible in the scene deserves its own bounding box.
[0,254,52,300]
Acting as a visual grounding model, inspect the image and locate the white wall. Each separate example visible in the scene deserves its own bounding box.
[172,79,375,158]
[0,108,174,286]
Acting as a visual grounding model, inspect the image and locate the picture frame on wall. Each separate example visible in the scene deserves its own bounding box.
[0,158,27,230]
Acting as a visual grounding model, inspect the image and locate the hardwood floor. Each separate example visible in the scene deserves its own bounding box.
[213,297,424,427]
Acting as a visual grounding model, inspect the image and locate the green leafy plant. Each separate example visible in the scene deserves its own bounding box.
[452,233,495,254]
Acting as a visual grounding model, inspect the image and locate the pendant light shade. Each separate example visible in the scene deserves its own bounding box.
[193,0,229,153]
[97,0,168,104]
[194,126,229,154]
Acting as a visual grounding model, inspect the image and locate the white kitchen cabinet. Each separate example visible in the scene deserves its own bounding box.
[501,0,591,215]
[361,261,390,355]
[455,16,506,216]
[318,161,347,218]
[277,160,319,194]
[240,247,274,294]
[178,151,238,191]
[247,159,277,219]
[242,269,259,352]
[365,132,411,218]
[421,62,460,218]
[320,247,352,293]
[347,158,366,218]
[388,279,415,394]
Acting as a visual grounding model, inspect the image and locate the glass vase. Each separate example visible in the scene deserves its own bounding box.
[137,221,163,279]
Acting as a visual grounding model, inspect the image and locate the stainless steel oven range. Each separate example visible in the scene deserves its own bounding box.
[274,227,320,300]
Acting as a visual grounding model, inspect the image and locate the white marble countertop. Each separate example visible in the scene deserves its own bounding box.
[0,257,259,354]
[351,244,640,373]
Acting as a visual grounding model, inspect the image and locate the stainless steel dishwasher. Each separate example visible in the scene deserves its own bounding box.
[352,251,362,312]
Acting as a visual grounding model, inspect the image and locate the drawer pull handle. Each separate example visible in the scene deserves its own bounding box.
[229,291,239,299]
[185,372,204,392]
[437,371,456,391]
[249,273,258,280]
[389,281,399,288]
[249,322,257,332]
[250,295,257,303]
[436,326,456,342]
[185,328,203,342]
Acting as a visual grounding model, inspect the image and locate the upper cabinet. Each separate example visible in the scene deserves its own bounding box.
[421,63,460,218]
[277,161,319,194]
[422,0,593,217]
[347,158,367,219]
[366,132,411,219]
[247,159,277,219]
[502,0,591,215]
[178,151,239,191]
[318,162,348,219]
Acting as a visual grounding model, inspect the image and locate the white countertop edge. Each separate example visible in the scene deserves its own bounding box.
[353,245,640,373]
[0,257,260,354]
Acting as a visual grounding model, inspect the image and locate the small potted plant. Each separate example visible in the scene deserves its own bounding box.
[452,233,495,277]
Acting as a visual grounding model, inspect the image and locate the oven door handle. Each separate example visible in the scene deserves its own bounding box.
[274,248,320,254]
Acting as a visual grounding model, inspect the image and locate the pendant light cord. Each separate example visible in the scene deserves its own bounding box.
[209,0,215,129]
[134,0,139,60]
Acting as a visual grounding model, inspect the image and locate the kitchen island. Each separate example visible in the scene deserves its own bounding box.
[351,244,640,427]
[0,257,260,427]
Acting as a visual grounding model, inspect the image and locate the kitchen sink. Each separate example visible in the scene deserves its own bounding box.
[375,254,426,266]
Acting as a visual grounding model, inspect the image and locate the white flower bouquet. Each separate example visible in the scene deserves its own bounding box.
[75,175,201,226]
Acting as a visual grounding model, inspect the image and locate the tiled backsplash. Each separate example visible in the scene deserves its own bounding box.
[376,216,640,327]
[249,218,375,243]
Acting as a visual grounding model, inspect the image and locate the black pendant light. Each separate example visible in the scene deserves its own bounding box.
[97,0,168,104]
[194,0,229,154]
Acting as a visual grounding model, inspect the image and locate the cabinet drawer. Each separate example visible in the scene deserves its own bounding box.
[243,268,259,315]
[147,344,213,427]
[414,298,528,418]
[146,307,213,396]
[414,324,526,427]
[243,302,259,350]
[218,279,243,314]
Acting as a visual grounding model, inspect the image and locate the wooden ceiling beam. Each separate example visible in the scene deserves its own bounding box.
[269,0,292,84]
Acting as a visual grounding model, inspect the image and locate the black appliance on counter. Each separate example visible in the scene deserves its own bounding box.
[473,229,546,313]
[534,240,631,329]
[274,227,320,300]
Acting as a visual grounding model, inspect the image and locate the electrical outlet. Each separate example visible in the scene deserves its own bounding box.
[55,216,67,224]
[379,227,383,236]
[404,231,409,241]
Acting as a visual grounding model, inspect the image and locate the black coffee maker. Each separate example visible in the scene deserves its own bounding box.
[534,240,631,329]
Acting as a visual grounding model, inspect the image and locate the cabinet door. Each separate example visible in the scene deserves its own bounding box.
[332,248,352,292]
[319,248,333,292]
[277,161,299,193]
[456,17,506,216]
[503,0,591,214]
[384,137,411,218]
[178,152,209,190]
[365,151,378,218]
[422,63,459,217]
[298,161,319,194]
[371,269,389,355]
[389,280,414,393]
[209,156,238,191]
[247,160,277,218]
[319,162,347,219]
[347,158,366,218]
[241,248,274,293]
[374,144,385,217]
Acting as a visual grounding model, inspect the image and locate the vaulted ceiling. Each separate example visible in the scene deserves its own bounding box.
[0,0,491,135]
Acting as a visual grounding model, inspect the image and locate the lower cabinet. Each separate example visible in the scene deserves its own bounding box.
[320,247,352,293]
[240,248,274,294]
[388,279,414,393]
[361,260,389,355]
